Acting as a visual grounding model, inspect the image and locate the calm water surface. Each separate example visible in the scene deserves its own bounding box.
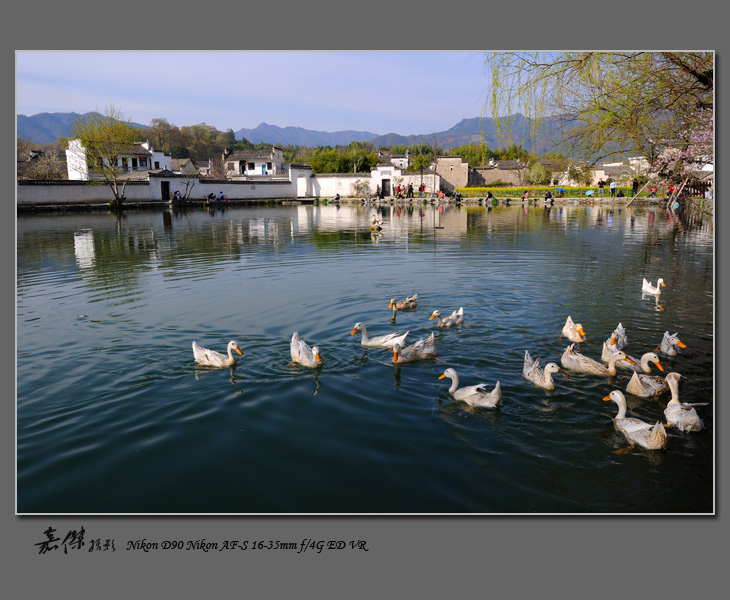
[17,202,714,513]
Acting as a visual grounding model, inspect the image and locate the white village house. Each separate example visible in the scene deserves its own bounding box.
[222,147,286,177]
[22,136,706,208]
[66,139,171,181]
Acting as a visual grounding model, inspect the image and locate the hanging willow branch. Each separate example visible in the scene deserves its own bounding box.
[483,52,713,165]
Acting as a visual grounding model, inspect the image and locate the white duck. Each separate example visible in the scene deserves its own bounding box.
[608,323,628,350]
[642,277,666,295]
[429,307,464,328]
[561,344,634,376]
[290,332,322,368]
[392,332,436,363]
[663,372,706,432]
[370,214,383,230]
[625,353,670,397]
[439,367,501,408]
[601,338,641,370]
[603,390,667,450]
[658,331,687,357]
[388,293,417,311]
[192,340,243,368]
[561,316,587,343]
[350,322,408,348]
[522,350,561,390]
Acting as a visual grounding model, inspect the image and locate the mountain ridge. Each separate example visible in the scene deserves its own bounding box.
[17,112,148,145]
[18,111,563,154]
[235,114,562,153]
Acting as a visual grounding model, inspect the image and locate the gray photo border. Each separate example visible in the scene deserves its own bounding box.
[6,1,725,598]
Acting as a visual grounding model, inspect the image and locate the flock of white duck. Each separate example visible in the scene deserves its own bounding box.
[191,277,708,453]
[541,277,707,452]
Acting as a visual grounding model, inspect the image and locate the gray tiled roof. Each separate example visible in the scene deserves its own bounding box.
[224,149,280,161]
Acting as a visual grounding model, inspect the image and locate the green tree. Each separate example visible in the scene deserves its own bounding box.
[307,148,348,173]
[492,143,530,161]
[527,161,551,185]
[216,128,237,150]
[147,118,184,155]
[568,163,595,186]
[70,104,140,207]
[452,143,491,167]
[410,154,432,188]
[179,123,220,161]
[348,142,378,173]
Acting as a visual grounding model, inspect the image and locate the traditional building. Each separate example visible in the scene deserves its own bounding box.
[66,140,170,181]
[222,147,285,178]
[171,158,199,175]
[434,156,469,192]
[469,159,529,187]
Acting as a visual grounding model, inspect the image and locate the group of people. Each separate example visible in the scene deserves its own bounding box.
[394,183,415,199]
[597,177,640,199]
[371,183,429,200]
[206,191,227,203]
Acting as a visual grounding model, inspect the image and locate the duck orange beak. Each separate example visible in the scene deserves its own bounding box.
[429,314,436,320]
[388,300,395,308]
[438,374,446,379]
[350,328,357,335]
[660,281,666,287]
[655,360,664,372]
[677,340,687,348]
[315,353,322,365]
[602,395,611,402]
[235,347,243,355]
[579,327,586,335]
[625,357,636,365]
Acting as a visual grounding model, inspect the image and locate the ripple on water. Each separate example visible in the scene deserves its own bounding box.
[16,205,714,513]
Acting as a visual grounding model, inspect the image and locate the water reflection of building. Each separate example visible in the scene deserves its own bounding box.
[73,230,95,269]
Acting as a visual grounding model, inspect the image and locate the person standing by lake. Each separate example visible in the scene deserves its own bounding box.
[598,178,606,198]
[632,178,639,197]
[609,179,617,198]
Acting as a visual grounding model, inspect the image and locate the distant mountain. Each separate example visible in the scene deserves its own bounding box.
[371,114,565,154]
[237,115,565,154]
[234,122,379,147]
[17,112,148,145]
[17,112,85,145]
[17,111,565,155]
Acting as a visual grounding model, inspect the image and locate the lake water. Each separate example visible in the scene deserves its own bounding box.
[16,201,714,514]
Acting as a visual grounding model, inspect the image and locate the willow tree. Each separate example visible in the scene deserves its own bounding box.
[483,52,713,167]
[71,104,140,208]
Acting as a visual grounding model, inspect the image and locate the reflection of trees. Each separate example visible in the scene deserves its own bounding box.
[18,204,712,304]
[17,209,294,298]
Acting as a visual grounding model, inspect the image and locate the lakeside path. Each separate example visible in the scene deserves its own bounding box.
[16,195,712,213]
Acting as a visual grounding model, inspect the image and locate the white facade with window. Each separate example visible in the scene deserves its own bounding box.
[65,140,170,181]
[222,147,286,177]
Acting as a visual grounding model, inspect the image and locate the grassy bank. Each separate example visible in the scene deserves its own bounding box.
[456,185,649,199]
[457,185,647,198]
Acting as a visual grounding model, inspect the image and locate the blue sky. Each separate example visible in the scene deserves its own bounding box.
[16,51,494,136]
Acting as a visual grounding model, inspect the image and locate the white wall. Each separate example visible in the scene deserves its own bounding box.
[17,181,156,206]
[65,139,88,180]
[309,175,373,197]
[17,165,442,206]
